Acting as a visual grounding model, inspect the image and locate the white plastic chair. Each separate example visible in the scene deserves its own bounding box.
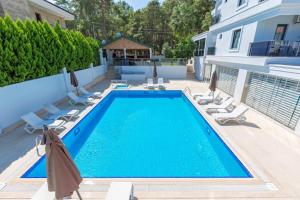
[205,97,234,113]
[212,105,249,124]
[105,182,134,200]
[68,92,95,106]
[79,87,102,99]
[45,104,80,121]
[157,78,166,89]
[21,112,66,134]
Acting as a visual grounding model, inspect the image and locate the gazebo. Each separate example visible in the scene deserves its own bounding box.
[102,37,152,65]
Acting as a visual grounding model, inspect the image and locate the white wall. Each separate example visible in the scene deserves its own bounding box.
[193,56,204,80]
[120,66,153,78]
[212,14,300,57]
[214,22,258,56]
[216,0,263,22]
[233,69,248,104]
[254,15,300,42]
[0,65,107,132]
[216,0,266,21]
[119,65,187,80]
[157,66,187,79]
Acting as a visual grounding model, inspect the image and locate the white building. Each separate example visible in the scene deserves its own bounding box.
[193,0,300,132]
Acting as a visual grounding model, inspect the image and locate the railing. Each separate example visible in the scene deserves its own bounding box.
[207,47,216,55]
[157,58,187,66]
[113,58,187,66]
[212,13,221,25]
[248,41,300,57]
[194,49,204,57]
[113,58,151,66]
[184,87,192,95]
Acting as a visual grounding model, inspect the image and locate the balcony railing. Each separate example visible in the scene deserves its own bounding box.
[212,13,221,25]
[194,49,204,57]
[207,47,216,55]
[248,41,300,57]
[113,58,187,66]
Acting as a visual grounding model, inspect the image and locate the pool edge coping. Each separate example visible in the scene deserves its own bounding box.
[1,88,278,192]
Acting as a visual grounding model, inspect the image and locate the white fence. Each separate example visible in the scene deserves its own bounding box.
[0,65,107,133]
[117,65,187,81]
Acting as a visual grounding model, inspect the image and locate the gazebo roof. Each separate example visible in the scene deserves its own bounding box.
[102,37,151,50]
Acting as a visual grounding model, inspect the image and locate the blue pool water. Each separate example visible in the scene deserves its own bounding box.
[23,90,251,178]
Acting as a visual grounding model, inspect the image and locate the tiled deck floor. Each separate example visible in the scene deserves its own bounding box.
[1,77,300,199]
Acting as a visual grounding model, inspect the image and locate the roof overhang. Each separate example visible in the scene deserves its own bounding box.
[205,56,270,72]
[209,0,300,32]
[269,64,300,80]
[205,55,300,74]
[103,37,151,50]
[29,0,74,20]
[192,32,208,42]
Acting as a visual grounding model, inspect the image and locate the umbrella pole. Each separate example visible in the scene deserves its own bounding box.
[75,190,83,200]
[76,87,79,96]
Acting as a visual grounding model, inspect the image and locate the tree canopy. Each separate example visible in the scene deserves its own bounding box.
[56,0,213,54]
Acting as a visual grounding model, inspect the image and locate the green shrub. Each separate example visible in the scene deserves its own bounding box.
[1,16,28,85]
[0,15,101,87]
[86,37,100,66]
[174,36,196,59]
[162,42,174,58]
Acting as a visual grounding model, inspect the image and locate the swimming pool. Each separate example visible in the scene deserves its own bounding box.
[23,90,251,178]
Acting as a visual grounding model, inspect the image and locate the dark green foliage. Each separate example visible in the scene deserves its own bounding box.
[162,42,174,58]
[174,36,196,59]
[86,37,100,66]
[56,0,213,54]
[0,15,100,87]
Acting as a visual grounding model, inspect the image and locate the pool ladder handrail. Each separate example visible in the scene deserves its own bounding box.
[184,87,192,96]
[35,135,44,157]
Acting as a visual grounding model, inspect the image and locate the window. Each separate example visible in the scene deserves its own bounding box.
[35,13,42,22]
[194,38,206,56]
[295,15,300,23]
[237,0,246,7]
[230,29,242,50]
[274,24,287,41]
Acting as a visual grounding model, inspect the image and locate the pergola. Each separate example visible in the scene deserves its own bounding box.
[102,37,152,65]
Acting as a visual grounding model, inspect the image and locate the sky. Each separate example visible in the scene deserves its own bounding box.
[115,0,165,10]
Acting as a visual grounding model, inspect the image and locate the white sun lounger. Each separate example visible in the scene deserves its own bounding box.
[21,112,66,134]
[105,182,134,200]
[212,105,249,124]
[144,78,155,89]
[68,92,95,106]
[31,182,55,200]
[204,97,234,113]
[79,87,102,99]
[196,91,221,104]
[192,91,212,99]
[45,104,80,121]
[157,78,166,89]
[0,182,6,191]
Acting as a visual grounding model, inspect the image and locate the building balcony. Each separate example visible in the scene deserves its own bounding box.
[212,13,221,25]
[249,41,300,57]
[194,49,204,57]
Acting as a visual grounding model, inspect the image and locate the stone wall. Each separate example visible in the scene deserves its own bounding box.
[0,0,66,28]
[31,5,66,27]
[0,0,32,20]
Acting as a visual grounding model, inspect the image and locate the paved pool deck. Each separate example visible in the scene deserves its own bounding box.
[1,77,300,199]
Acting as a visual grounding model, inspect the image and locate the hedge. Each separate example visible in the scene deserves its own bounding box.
[0,15,100,87]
